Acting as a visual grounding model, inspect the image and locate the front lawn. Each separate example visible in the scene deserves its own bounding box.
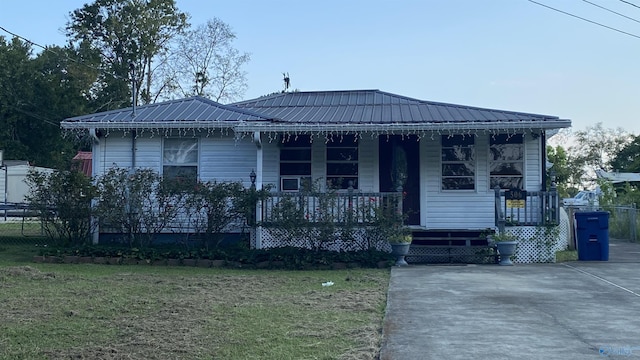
[0,246,389,359]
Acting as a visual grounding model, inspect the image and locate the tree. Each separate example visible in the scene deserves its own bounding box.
[610,134,640,173]
[66,0,188,107]
[0,37,95,168]
[168,18,250,103]
[570,123,632,172]
[546,145,580,197]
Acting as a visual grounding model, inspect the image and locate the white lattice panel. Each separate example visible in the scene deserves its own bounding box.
[506,208,569,263]
[251,227,388,251]
[406,246,496,264]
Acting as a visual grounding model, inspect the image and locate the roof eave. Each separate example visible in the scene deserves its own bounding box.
[61,121,244,130]
[235,119,572,133]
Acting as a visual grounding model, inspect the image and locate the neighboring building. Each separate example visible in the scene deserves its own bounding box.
[72,151,93,178]
[0,160,54,204]
[61,90,571,262]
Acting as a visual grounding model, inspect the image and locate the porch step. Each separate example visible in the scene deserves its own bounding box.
[408,229,496,264]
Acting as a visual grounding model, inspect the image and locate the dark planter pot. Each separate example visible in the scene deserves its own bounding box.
[390,243,410,266]
[496,241,518,266]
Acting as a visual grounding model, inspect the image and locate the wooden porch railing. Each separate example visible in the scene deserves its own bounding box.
[494,185,559,232]
[260,190,403,226]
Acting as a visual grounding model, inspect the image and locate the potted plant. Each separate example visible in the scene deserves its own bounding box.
[489,231,519,266]
[388,226,412,267]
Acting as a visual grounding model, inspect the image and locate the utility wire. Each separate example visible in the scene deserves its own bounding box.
[618,0,640,10]
[0,25,125,80]
[528,0,640,39]
[582,0,640,24]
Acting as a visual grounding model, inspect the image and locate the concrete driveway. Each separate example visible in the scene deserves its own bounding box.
[380,239,640,360]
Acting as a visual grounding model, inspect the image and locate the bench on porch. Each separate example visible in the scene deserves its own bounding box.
[407,229,498,264]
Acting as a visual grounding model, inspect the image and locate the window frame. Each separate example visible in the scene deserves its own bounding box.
[326,135,359,190]
[489,134,525,190]
[279,135,312,191]
[440,135,476,191]
[162,137,199,183]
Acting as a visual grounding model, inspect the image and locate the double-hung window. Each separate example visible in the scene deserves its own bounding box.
[441,135,475,190]
[490,134,524,189]
[279,135,311,191]
[163,138,198,182]
[326,135,358,189]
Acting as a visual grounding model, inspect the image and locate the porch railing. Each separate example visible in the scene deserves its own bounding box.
[494,185,559,231]
[260,191,402,226]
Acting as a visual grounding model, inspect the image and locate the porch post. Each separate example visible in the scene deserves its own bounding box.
[254,131,263,249]
[495,186,505,233]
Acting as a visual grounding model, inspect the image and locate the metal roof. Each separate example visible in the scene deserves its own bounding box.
[61,96,274,130]
[232,90,567,125]
[61,90,571,132]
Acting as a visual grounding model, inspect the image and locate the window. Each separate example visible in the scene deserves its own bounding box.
[163,138,198,182]
[280,135,311,191]
[326,135,358,189]
[490,134,524,189]
[441,135,475,190]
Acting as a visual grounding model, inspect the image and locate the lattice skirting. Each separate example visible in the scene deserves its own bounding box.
[406,246,497,264]
[251,227,390,252]
[504,207,570,264]
[250,208,571,264]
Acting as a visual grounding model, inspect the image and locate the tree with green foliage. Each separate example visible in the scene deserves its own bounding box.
[610,134,640,173]
[66,0,189,107]
[26,169,97,246]
[570,122,632,172]
[0,37,96,168]
[546,145,581,197]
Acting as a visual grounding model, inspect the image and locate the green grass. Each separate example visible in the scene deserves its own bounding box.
[555,249,578,262]
[0,245,389,359]
[0,221,45,238]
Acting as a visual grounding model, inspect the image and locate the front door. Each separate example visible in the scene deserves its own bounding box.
[379,135,420,225]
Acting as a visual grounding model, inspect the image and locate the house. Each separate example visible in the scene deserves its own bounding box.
[0,158,54,205]
[61,90,572,263]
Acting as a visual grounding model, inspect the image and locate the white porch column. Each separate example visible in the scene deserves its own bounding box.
[253,131,263,249]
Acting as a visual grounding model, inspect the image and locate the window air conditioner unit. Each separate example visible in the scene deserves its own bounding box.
[281,177,300,191]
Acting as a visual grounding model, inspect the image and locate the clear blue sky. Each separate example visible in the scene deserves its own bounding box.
[1,0,639,134]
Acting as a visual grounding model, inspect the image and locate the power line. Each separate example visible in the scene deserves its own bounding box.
[0,25,125,80]
[618,0,640,10]
[582,0,640,24]
[528,0,640,39]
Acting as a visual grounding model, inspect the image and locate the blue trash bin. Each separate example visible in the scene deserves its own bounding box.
[574,211,609,261]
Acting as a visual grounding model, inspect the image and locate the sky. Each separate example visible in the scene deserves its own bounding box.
[1,0,640,135]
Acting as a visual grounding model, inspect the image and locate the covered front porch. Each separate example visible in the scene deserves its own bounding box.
[250,181,565,263]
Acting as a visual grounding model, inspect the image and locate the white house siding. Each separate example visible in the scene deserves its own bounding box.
[524,135,541,190]
[311,140,325,188]
[199,135,256,186]
[358,138,377,192]
[93,133,137,176]
[422,134,501,230]
[261,141,280,189]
